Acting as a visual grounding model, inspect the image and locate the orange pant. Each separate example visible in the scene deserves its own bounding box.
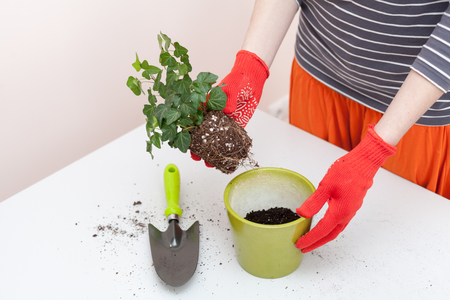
[289,60,450,199]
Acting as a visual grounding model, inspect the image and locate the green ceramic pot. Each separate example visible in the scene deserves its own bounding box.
[224,167,315,279]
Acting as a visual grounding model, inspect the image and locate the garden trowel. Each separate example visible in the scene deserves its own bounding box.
[148,163,200,287]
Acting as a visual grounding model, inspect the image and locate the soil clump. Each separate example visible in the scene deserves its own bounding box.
[189,110,258,174]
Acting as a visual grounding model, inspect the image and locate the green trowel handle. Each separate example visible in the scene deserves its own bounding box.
[164,164,183,218]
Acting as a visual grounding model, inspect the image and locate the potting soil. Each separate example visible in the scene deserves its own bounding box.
[244,207,300,225]
[189,110,258,174]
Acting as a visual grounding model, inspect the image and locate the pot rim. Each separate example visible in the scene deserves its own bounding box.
[223,167,315,229]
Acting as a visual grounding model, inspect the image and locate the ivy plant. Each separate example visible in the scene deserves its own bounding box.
[126,32,227,158]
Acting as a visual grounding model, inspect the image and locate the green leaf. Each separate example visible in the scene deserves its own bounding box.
[146,140,154,159]
[207,86,227,110]
[174,130,191,153]
[140,60,150,69]
[142,71,150,80]
[166,70,178,87]
[165,108,181,125]
[173,94,182,107]
[173,75,192,94]
[192,83,206,94]
[194,72,217,93]
[127,76,141,96]
[154,103,169,126]
[152,116,158,128]
[148,92,157,106]
[180,92,190,103]
[151,132,161,149]
[157,34,163,50]
[180,102,197,117]
[178,63,188,76]
[145,65,162,73]
[164,89,177,107]
[160,52,176,67]
[161,123,177,142]
[142,69,160,80]
[132,53,141,72]
[153,71,162,92]
[197,72,218,84]
[146,117,158,136]
[195,109,204,125]
[190,91,205,108]
[141,63,161,79]
[167,63,178,73]
[145,122,152,138]
[160,32,171,51]
[143,104,155,119]
[181,55,192,72]
[158,83,167,99]
[174,42,188,57]
[180,117,193,126]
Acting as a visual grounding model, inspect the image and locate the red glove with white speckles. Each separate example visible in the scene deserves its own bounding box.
[219,50,270,127]
[191,50,270,165]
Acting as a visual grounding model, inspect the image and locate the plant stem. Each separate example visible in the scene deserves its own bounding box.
[182,126,196,131]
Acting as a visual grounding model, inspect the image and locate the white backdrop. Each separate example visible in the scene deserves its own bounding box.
[0,0,298,202]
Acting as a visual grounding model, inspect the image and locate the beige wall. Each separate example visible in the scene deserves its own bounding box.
[0,0,298,202]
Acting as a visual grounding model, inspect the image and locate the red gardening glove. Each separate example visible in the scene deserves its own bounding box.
[191,50,269,166]
[220,50,269,127]
[296,125,397,253]
[191,151,214,168]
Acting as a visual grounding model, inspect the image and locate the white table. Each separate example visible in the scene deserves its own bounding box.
[1,110,449,299]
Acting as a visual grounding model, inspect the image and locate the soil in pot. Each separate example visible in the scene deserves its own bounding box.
[189,110,258,174]
[244,207,301,225]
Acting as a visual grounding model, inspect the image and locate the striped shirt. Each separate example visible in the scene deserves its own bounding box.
[294,0,450,126]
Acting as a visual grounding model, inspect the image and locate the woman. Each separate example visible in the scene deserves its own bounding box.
[192,0,450,253]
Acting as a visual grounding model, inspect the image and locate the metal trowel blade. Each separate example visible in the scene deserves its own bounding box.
[148,220,200,287]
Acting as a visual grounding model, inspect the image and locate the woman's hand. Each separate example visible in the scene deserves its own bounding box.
[296,125,396,253]
[190,50,269,165]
